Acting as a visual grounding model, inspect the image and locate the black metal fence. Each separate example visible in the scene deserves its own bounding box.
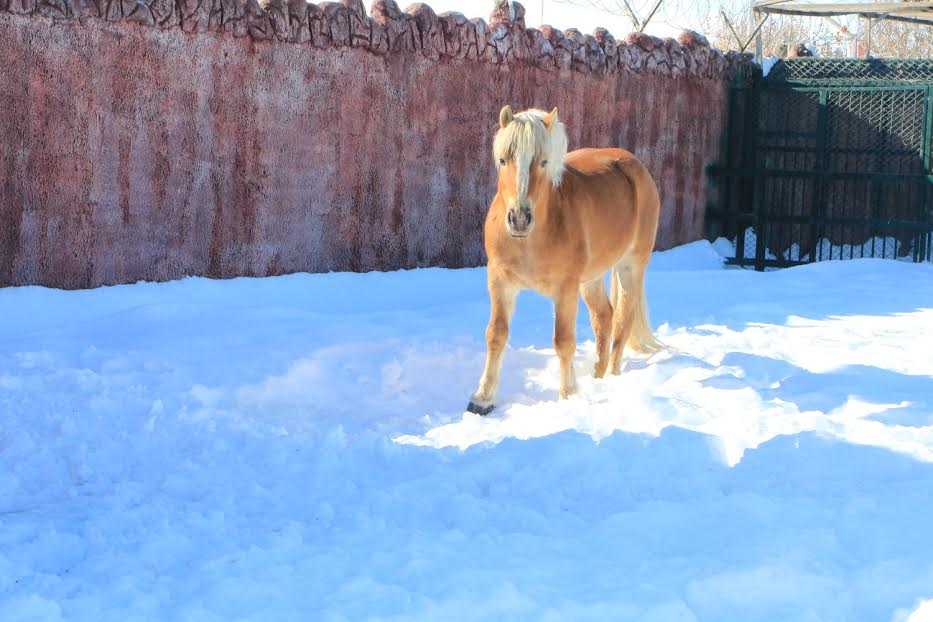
[707,58,933,270]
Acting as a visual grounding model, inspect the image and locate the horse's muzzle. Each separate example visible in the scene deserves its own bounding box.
[507,206,534,237]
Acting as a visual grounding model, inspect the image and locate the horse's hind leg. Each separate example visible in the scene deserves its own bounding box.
[609,260,638,375]
[580,276,613,379]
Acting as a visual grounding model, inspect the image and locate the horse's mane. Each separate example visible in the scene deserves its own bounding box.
[493,108,568,188]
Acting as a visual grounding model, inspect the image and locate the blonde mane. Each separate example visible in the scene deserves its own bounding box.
[493,108,568,190]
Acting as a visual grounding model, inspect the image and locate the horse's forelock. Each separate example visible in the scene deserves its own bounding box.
[493,109,567,190]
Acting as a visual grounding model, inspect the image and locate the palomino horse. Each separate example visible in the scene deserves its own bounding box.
[467,105,662,415]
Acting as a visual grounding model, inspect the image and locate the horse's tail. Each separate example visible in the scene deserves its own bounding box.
[626,275,664,353]
[610,265,618,312]
[609,259,664,355]
[625,155,664,354]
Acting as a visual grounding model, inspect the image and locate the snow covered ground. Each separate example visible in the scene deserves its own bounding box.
[2,240,932,621]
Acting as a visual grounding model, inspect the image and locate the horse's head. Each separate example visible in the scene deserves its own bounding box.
[493,105,568,238]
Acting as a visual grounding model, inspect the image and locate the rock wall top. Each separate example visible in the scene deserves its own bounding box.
[1,0,751,80]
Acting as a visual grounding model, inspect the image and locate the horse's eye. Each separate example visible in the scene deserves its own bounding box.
[541,160,548,167]
[499,158,506,165]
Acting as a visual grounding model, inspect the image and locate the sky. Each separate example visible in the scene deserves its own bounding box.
[422,0,687,40]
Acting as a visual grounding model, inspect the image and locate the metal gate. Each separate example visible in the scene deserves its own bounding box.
[707,58,933,270]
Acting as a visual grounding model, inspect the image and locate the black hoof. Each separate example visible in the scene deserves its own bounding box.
[466,401,495,416]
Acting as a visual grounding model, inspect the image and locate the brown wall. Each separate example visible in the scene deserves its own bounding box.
[0,0,749,289]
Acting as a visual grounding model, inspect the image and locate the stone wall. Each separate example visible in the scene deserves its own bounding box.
[0,0,750,288]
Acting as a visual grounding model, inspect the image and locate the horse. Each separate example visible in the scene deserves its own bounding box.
[467,105,662,416]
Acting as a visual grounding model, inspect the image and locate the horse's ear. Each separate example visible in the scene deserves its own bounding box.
[542,107,559,131]
[499,105,514,129]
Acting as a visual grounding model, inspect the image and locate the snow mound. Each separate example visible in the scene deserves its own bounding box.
[648,240,727,271]
[2,243,933,620]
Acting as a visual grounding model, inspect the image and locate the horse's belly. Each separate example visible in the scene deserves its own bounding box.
[581,217,637,278]
[581,242,630,281]
[502,263,565,298]
[499,238,623,295]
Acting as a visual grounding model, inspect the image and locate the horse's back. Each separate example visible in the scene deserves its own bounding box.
[564,147,656,206]
[562,147,660,270]
[564,148,637,176]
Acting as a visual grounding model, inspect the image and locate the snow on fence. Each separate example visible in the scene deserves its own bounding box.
[729,227,929,268]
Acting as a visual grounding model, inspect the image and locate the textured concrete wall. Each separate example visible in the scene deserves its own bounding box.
[0,0,750,289]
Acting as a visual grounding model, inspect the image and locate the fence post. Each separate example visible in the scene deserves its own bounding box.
[921,85,933,262]
[747,81,764,271]
[811,88,829,261]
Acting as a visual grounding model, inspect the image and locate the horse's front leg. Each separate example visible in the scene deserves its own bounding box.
[467,273,518,415]
[554,283,580,399]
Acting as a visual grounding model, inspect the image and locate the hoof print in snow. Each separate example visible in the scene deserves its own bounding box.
[466,401,494,416]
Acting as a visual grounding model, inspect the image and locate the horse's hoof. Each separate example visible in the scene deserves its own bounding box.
[466,401,495,416]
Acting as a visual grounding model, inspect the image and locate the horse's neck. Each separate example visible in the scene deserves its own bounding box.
[535,184,564,232]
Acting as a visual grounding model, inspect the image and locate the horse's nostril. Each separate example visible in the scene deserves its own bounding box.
[507,207,533,235]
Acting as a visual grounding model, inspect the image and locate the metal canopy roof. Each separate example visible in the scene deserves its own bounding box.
[751,0,933,27]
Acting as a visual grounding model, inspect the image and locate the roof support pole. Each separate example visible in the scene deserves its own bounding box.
[752,9,762,61]
[744,10,769,58]
[865,16,872,57]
